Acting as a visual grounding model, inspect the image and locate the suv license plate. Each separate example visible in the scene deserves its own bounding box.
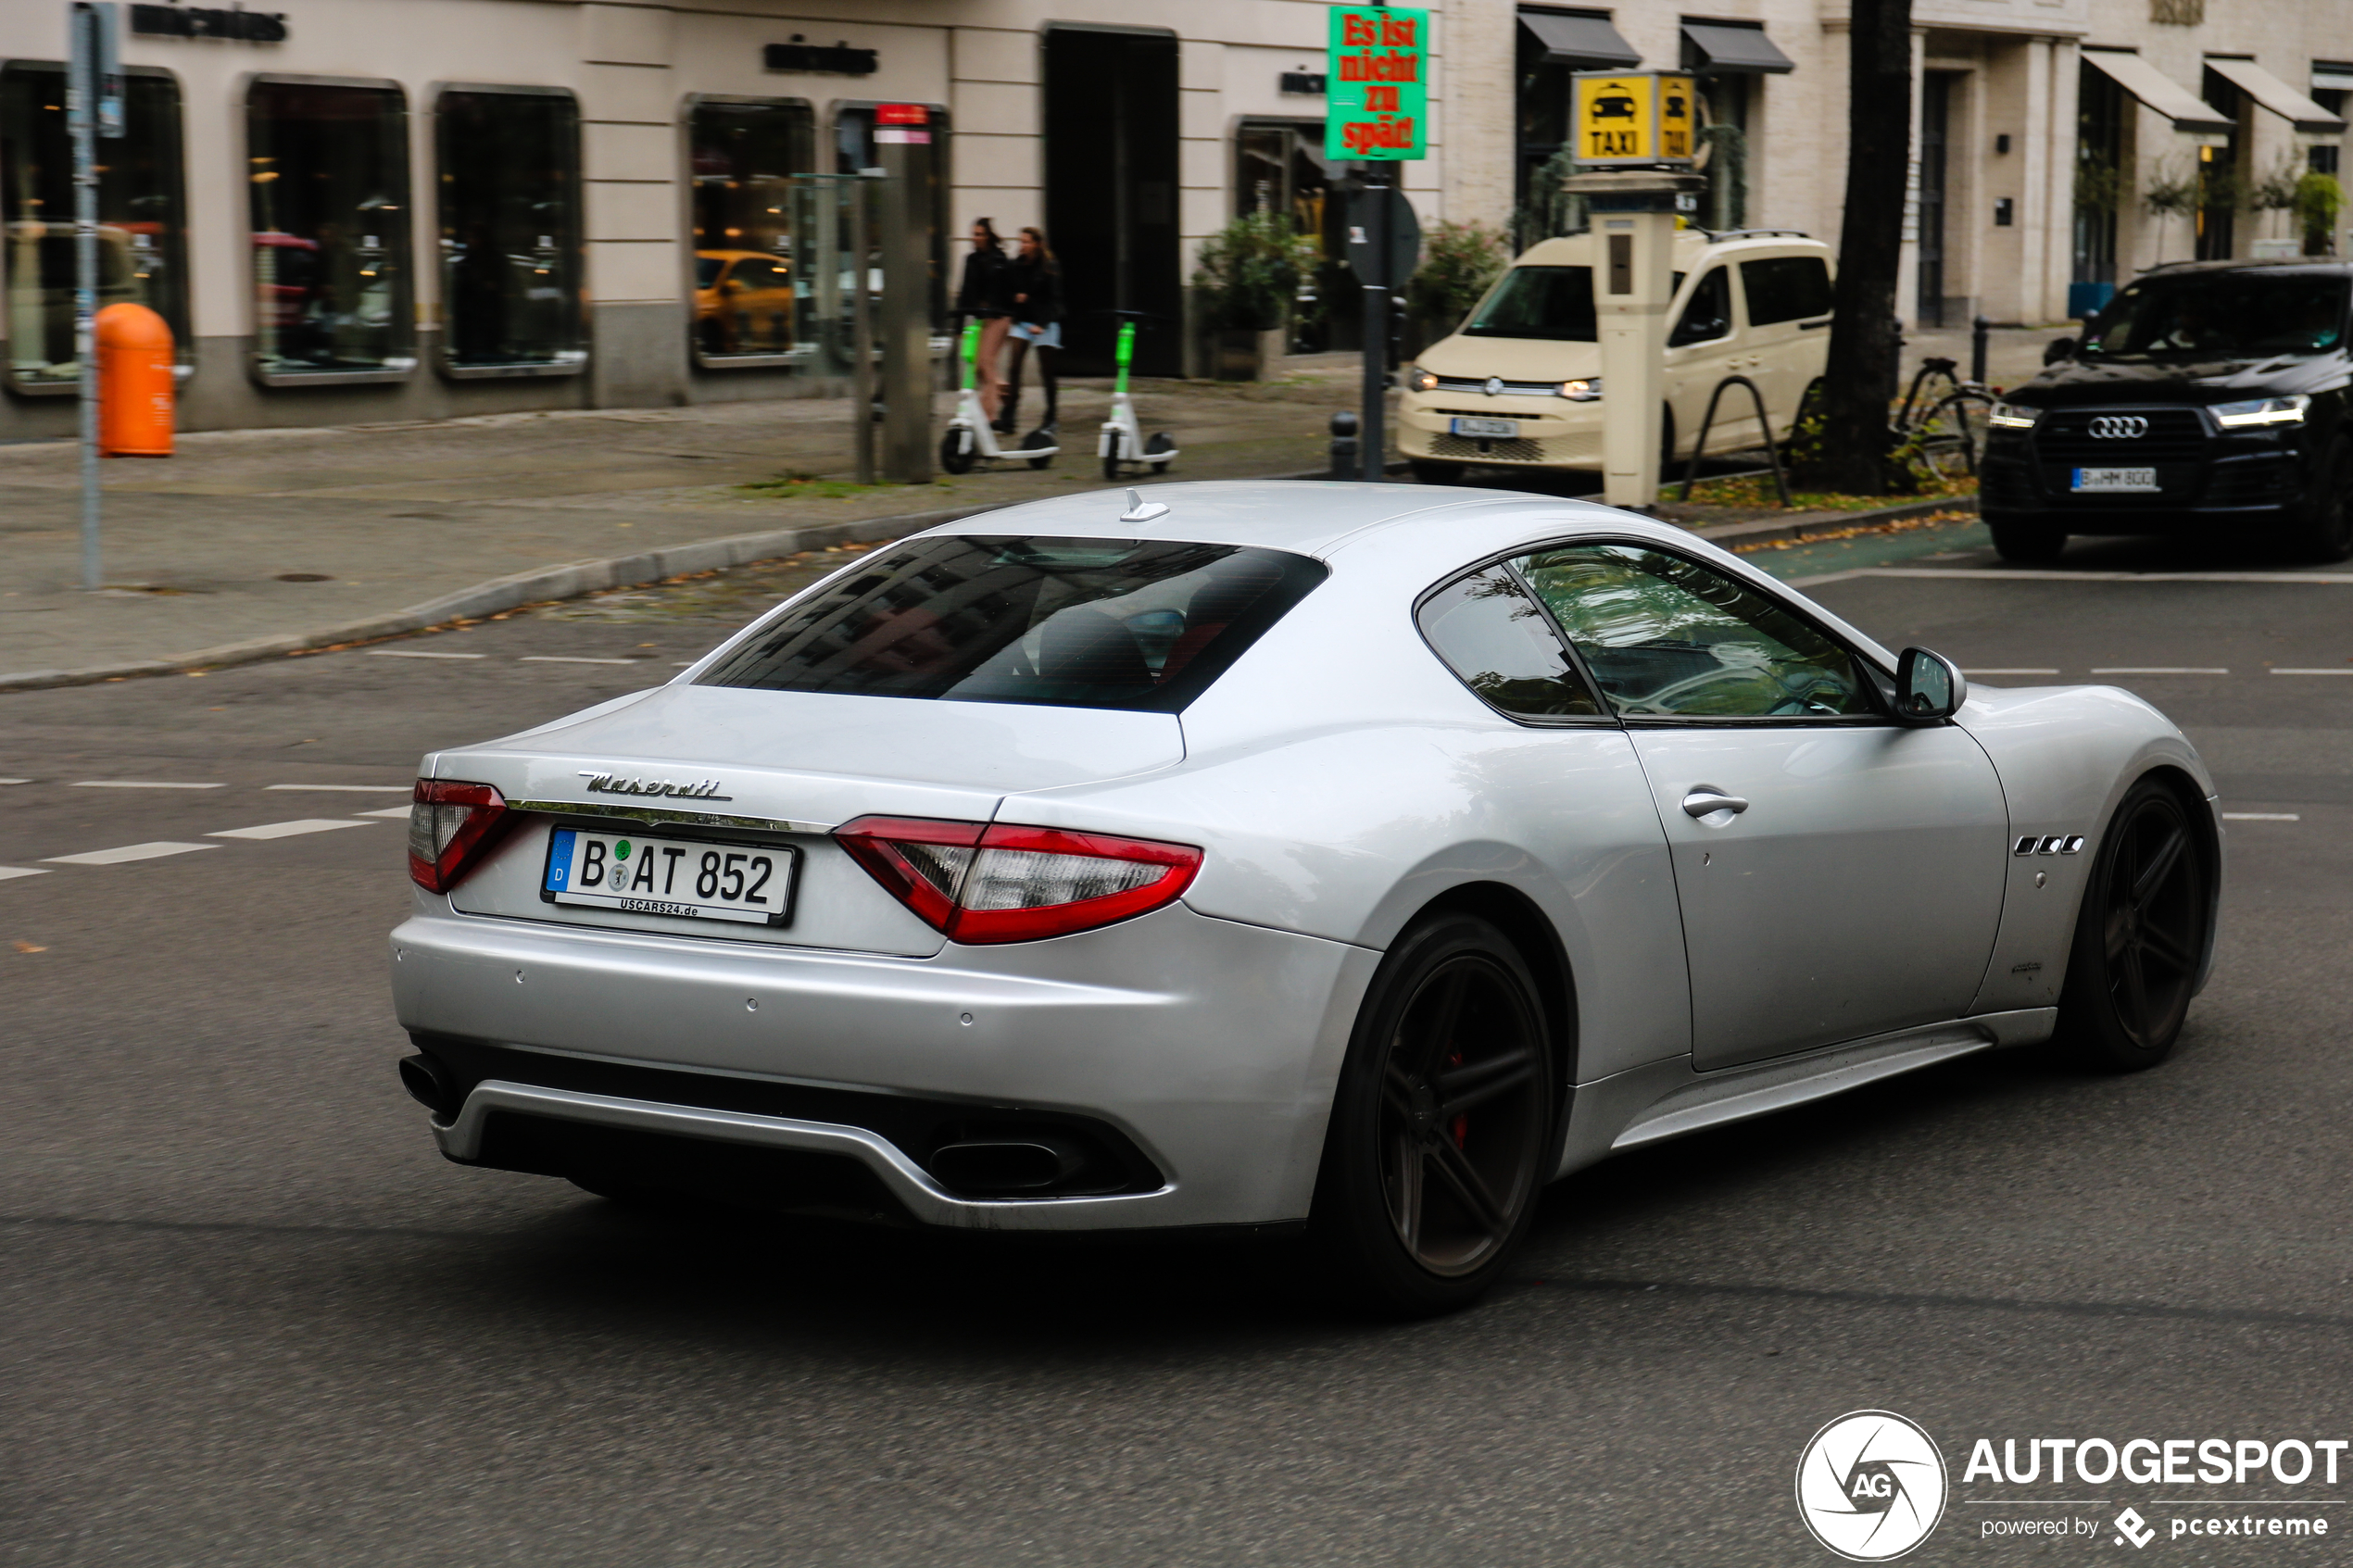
[541,827,797,925]
[1450,416,1520,438]
[2071,466,2158,493]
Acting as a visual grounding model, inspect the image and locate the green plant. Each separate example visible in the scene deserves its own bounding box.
[1191,211,1302,332]
[2143,159,2197,217]
[1513,145,1585,250]
[1405,220,1509,325]
[2252,154,2304,212]
[2074,150,2125,216]
[2296,170,2347,245]
[1698,122,1748,230]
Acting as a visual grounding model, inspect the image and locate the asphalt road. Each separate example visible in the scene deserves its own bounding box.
[5,528,2350,1566]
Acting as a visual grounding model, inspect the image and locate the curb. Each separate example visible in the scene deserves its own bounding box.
[1682,495,1982,552]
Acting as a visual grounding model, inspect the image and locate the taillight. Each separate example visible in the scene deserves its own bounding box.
[834,816,1202,945]
[407,778,513,893]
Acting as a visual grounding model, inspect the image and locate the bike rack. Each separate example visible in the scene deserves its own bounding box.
[1676,373,1793,508]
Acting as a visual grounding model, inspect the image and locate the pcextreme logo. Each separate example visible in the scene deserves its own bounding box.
[1796,1410,1951,1562]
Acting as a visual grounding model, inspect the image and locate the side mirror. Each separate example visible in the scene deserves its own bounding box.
[1895,647,1968,722]
[2043,335,2078,366]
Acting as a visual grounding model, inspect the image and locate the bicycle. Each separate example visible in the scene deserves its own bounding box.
[1892,356,1993,483]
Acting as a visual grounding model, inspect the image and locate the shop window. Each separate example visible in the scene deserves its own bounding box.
[1236,120,1340,352]
[434,88,583,376]
[834,103,950,332]
[689,97,813,363]
[1,63,190,393]
[246,79,414,382]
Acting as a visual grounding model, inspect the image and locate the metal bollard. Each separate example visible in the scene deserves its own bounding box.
[1328,410,1360,481]
[1971,314,1991,387]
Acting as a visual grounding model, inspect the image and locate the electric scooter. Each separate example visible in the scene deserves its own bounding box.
[939,319,1059,474]
[1098,317,1177,483]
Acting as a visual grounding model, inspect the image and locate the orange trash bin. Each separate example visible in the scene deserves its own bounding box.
[96,302,175,458]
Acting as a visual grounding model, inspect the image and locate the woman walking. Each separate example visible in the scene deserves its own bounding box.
[954,218,1015,423]
[999,225,1065,435]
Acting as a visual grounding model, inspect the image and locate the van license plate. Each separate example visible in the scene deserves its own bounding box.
[1450,417,1519,438]
[2071,467,2158,493]
[541,828,797,925]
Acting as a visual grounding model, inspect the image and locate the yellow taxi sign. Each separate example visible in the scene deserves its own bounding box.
[1573,72,1697,168]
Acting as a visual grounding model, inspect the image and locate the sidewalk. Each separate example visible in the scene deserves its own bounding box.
[0,371,1357,686]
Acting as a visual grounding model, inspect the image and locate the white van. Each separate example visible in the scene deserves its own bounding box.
[1398,228,1835,484]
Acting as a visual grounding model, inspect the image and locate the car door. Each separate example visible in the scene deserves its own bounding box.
[1510,540,2009,1070]
[1736,251,1834,439]
[1663,265,1757,460]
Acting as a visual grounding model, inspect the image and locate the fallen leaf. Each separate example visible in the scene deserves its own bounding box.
[14,940,47,954]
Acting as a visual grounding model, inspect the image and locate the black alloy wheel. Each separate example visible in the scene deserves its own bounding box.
[1988,517,2068,564]
[1312,914,1555,1314]
[2057,778,2211,1071]
[2287,444,2353,563]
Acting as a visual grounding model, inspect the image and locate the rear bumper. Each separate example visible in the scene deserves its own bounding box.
[390,900,1379,1231]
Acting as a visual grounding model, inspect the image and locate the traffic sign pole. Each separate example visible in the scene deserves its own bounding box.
[1326,4,1428,484]
[69,2,122,590]
[1358,177,1387,482]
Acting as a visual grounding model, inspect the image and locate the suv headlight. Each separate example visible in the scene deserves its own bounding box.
[1559,377,1602,401]
[1987,401,2042,430]
[2210,394,2309,429]
[1403,365,1438,393]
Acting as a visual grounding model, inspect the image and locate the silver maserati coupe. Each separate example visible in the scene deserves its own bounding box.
[390,481,2221,1312]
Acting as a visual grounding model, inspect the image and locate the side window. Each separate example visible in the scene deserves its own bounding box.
[1511,544,1870,719]
[1417,567,1604,721]
[1741,255,1834,326]
[1668,268,1732,346]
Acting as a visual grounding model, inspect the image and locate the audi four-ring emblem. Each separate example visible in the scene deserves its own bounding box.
[2089,415,2149,439]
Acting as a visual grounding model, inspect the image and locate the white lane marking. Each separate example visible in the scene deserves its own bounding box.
[1960,668,2059,675]
[673,661,697,668]
[206,819,377,841]
[0,778,31,785]
[44,842,221,866]
[1793,567,2353,587]
[0,866,50,882]
[368,649,486,659]
[264,784,413,791]
[2271,668,2353,675]
[2091,667,2229,675]
[2222,812,2301,822]
[520,656,646,666]
[352,806,414,819]
[70,780,226,789]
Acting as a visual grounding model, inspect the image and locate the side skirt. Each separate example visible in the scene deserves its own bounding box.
[1554,1008,2057,1177]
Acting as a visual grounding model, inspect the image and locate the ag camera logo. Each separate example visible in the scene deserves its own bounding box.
[1796,1410,1949,1561]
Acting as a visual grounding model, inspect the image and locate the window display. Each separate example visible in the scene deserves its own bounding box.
[435,88,583,373]
[246,79,412,379]
[1,63,189,391]
[688,97,812,361]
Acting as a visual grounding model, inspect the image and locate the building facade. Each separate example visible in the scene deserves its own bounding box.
[6,0,2349,442]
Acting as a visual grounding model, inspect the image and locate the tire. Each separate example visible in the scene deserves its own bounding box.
[1020,427,1056,470]
[1411,460,1466,486]
[1988,517,2067,564]
[1659,404,1678,479]
[1144,432,1176,473]
[2054,777,2212,1072]
[939,429,975,476]
[1310,913,1556,1316]
[2286,444,2353,563]
[1919,391,1993,479]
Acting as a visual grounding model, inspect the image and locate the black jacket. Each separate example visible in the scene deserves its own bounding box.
[1008,254,1063,327]
[955,246,1013,318]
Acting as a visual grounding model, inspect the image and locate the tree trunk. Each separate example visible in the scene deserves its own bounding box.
[1812,0,1915,494]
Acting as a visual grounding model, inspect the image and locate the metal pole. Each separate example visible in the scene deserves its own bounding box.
[1359,174,1388,483]
[69,2,101,589]
[850,176,876,486]
[876,145,930,483]
[1970,313,1990,387]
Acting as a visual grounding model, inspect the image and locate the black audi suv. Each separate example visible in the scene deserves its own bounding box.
[1979,259,2353,563]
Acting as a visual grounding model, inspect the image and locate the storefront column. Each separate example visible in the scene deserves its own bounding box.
[1895,29,1927,327]
[579,2,687,408]
[2018,36,2053,327]
[2041,38,2080,324]
[1178,38,1225,379]
[1442,0,1514,232]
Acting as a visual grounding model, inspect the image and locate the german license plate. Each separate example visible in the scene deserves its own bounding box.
[541,828,797,925]
[1450,416,1519,438]
[2071,466,2158,493]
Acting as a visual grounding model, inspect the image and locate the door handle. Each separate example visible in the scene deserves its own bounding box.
[1682,788,1749,819]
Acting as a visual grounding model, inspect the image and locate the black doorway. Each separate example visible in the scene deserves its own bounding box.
[1916,71,1952,328]
[1043,26,1181,375]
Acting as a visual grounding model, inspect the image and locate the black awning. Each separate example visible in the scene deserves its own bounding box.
[1518,9,1641,70]
[1680,22,1795,75]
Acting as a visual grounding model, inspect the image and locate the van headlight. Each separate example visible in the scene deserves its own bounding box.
[2210,394,2309,429]
[1403,365,1438,393]
[1559,377,1602,401]
[1987,401,2042,429]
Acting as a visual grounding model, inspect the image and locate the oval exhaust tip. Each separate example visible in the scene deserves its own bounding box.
[928,1137,1085,1195]
[397,1052,459,1121]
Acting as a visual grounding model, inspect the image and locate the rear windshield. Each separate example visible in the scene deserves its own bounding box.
[2082,273,2351,359]
[1464,266,1596,341]
[698,534,1327,712]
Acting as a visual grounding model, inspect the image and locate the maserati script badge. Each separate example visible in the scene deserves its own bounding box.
[576,770,733,801]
